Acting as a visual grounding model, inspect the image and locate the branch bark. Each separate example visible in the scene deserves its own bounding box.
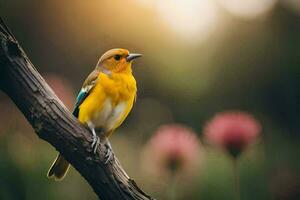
[0,18,154,200]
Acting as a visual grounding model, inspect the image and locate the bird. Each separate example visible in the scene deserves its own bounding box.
[47,48,142,181]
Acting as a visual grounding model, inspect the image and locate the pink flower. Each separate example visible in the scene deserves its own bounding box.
[204,111,261,157]
[142,124,201,179]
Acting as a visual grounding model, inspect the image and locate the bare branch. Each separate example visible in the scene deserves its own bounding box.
[0,17,154,200]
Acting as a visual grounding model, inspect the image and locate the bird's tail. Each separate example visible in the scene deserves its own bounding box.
[47,154,70,181]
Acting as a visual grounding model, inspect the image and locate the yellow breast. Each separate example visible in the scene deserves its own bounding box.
[78,72,137,134]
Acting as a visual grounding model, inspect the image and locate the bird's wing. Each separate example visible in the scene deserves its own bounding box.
[72,70,99,117]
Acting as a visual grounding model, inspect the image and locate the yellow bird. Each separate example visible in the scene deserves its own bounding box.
[47,48,142,181]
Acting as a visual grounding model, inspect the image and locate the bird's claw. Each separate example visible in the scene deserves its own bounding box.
[87,122,99,154]
[91,135,100,154]
[104,142,114,164]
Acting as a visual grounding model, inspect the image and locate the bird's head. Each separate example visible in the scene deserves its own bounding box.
[96,48,142,75]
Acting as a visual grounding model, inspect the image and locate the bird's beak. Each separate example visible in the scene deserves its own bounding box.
[126,53,142,62]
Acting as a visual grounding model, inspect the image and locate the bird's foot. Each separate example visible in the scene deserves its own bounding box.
[91,135,100,154]
[87,122,100,154]
[104,141,114,164]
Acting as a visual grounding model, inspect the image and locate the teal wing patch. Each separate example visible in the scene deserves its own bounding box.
[72,70,99,118]
[72,89,89,117]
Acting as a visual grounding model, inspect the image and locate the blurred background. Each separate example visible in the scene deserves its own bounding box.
[0,0,299,199]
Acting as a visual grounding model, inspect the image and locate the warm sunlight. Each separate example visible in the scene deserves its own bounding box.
[216,0,278,19]
[136,0,219,42]
[1,0,299,199]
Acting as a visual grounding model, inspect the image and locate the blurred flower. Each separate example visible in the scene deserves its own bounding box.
[44,73,75,110]
[204,111,261,157]
[142,124,201,180]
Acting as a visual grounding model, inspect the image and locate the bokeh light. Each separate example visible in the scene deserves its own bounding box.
[216,0,278,19]
[136,0,219,42]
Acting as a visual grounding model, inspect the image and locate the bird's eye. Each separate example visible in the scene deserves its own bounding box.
[114,55,121,61]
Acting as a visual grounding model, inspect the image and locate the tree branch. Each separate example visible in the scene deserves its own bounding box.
[0,18,154,200]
